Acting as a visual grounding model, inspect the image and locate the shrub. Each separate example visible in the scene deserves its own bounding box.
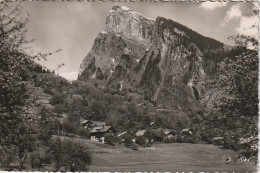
[151,130,164,142]
[194,133,202,143]
[131,143,139,150]
[163,137,175,143]
[48,138,92,171]
[104,134,119,145]
[44,87,54,95]
[0,153,15,170]
[136,136,144,146]
[175,135,183,143]
[61,113,81,135]
[77,127,90,139]
[53,105,65,114]
[37,107,57,144]
[231,143,241,151]
[50,92,65,105]
[62,120,78,134]
[223,136,233,149]
[124,136,133,147]
[182,136,194,143]
[30,152,44,171]
[136,136,151,147]
[201,131,212,144]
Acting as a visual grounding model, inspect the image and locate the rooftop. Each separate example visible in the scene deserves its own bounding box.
[90,126,113,133]
[136,130,146,136]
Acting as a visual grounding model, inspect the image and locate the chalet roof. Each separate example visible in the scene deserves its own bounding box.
[82,120,93,124]
[162,129,173,135]
[136,130,146,137]
[212,137,224,140]
[90,126,113,133]
[118,132,128,137]
[181,128,191,132]
[81,119,106,127]
[92,121,106,127]
[150,122,156,125]
[137,103,144,106]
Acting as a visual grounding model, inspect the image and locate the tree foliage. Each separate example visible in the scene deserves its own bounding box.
[0,2,37,170]
[0,2,60,170]
[204,47,258,122]
[201,23,258,156]
[48,138,92,171]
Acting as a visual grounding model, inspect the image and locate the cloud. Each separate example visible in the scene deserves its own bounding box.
[252,2,259,10]
[236,15,258,39]
[220,3,258,39]
[221,4,242,26]
[199,2,228,10]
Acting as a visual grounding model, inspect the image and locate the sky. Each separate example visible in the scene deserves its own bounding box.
[20,1,259,80]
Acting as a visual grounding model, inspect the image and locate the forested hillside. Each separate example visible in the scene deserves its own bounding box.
[0,2,91,171]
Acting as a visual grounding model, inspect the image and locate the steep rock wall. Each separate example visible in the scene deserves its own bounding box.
[78,5,224,111]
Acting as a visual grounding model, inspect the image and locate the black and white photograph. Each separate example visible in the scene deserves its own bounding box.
[0,0,259,172]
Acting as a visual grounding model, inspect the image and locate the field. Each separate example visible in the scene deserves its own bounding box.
[86,140,257,172]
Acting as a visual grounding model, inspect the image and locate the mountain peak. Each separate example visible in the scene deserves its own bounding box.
[109,4,153,20]
[105,5,155,44]
[111,4,131,12]
[79,5,227,111]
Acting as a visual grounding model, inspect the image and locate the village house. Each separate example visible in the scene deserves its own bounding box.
[135,129,146,137]
[149,121,159,129]
[90,126,116,143]
[149,128,175,142]
[163,129,175,141]
[212,137,224,146]
[81,119,106,129]
[118,132,136,144]
[181,128,193,136]
[81,120,94,129]
[80,119,117,143]
[135,129,152,146]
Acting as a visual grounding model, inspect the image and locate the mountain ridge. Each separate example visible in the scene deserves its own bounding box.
[78,5,226,111]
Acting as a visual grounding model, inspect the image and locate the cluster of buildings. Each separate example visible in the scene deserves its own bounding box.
[81,120,116,143]
[81,119,194,145]
[81,119,233,148]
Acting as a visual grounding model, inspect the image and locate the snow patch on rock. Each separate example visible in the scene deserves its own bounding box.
[91,71,96,79]
[121,6,130,11]
[111,57,115,64]
[101,31,107,34]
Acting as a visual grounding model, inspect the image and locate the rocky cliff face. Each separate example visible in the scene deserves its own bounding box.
[78,5,225,111]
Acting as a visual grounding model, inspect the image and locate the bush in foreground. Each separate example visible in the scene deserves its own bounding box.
[47,138,92,171]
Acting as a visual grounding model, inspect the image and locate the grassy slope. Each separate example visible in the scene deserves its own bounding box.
[58,136,256,172]
[89,143,256,172]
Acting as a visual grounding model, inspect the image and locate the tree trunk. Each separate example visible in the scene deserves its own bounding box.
[19,154,27,171]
